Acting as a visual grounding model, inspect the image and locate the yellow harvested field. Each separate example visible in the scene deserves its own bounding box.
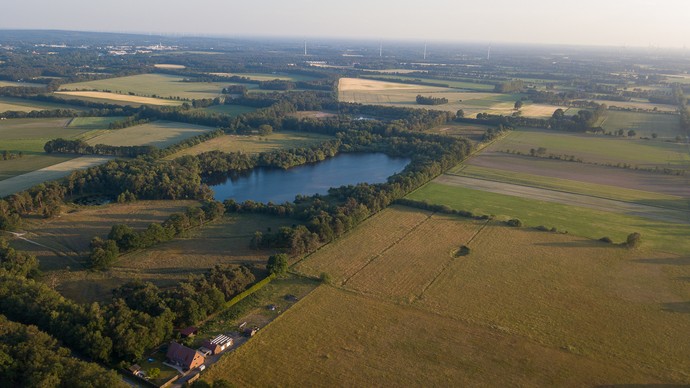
[208,72,294,81]
[203,286,658,386]
[345,214,484,301]
[86,121,214,148]
[153,64,186,69]
[337,78,530,118]
[517,103,559,118]
[0,155,114,197]
[418,223,690,382]
[338,77,441,91]
[294,206,433,284]
[54,91,181,106]
[246,207,690,384]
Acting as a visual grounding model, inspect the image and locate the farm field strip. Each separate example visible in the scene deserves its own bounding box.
[54,91,181,106]
[166,131,333,159]
[451,164,687,210]
[467,152,690,198]
[85,120,215,148]
[488,127,690,169]
[434,174,689,224]
[59,73,230,100]
[596,110,681,138]
[0,155,114,197]
[407,182,690,255]
[338,77,536,118]
[0,96,86,113]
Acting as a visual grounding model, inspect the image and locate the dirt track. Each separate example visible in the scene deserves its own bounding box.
[435,174,690,225]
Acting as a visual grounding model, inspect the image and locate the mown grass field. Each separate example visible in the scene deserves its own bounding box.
[54,91,182,106]
[0,96,86,113]
[338,77,527,118]
[166,131,332,159]
[206,206,690,385]
[596,110,681,139]
[451,164,686,210]
[407,182,690,255]
[60,73,233,100]
[490,127,690,170]
[86,120,215,148]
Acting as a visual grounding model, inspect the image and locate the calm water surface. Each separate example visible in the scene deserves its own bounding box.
[210,153,410,203]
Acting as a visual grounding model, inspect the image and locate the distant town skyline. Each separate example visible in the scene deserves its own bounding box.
[3,0,690,48]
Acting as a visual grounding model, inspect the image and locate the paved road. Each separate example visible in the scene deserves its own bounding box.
[435,174,690,225]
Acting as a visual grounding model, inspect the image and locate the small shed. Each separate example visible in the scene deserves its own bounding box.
[128,364,142,375]
[243,327,259,337]
[179,326,199,338]
[201,334,233,355]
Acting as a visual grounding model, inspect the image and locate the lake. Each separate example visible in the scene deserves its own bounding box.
[210,153,410,203]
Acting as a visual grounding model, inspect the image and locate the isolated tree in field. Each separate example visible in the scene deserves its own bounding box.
[514,100,523,110]
[267,253,288,275]
[552,108,565,120]
[258,124,273,136]
[627,129,636,137]
[617,129,625,137]
[456,109,465,118]
[626,232,642,249]
[652,133,658,139]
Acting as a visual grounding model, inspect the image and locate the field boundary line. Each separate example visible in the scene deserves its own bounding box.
[415,218,491,302]
[341,212,435,286]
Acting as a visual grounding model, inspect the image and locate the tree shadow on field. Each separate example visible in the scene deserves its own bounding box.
[534,240,605,248]
[662,301,690,314]
[597,385,690,388]
[633,257,690,266]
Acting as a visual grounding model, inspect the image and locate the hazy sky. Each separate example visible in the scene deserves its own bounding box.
[4,0,690,47]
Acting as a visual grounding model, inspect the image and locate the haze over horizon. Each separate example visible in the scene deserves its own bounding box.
[4,0,690,48]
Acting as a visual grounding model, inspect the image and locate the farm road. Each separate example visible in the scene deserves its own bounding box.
[435,174,690,225]
[0,156,114,197]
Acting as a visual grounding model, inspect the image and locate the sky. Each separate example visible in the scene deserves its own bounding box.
[3,0,690,48]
